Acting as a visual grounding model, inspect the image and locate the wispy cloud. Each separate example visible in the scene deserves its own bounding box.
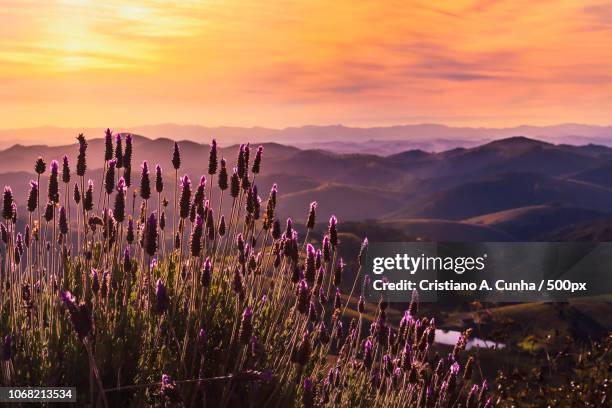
[0,0,610,129]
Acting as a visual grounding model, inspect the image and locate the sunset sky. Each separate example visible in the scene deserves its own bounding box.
[0,0,611,129]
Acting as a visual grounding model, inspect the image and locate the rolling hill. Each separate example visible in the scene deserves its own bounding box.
[392,172,612,220]
[465,204,608,240]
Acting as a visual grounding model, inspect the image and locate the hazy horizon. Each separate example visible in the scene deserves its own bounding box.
[2,121,612,132]
[1,122,612,152]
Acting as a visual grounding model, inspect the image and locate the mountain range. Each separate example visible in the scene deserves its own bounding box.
[2,134,612,242]
[1,123,612,154]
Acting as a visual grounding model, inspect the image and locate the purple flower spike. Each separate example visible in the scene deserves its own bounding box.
[155,278,169,315]
[144,213,158,257]
[302,377,314,408]
[238,306,253,345]
[328,215,338,247]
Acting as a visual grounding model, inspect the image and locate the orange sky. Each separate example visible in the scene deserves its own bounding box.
[0,0,611,129]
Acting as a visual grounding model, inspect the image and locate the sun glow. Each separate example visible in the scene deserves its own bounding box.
[0,0,611,129]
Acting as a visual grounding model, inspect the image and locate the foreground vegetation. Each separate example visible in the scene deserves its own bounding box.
[0,130,607,407]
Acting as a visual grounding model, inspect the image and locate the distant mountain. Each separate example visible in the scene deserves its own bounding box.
[387,136,609,179]
[1,123,612,153]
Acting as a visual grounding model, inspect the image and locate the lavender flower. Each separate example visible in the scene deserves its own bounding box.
[91,269,100,294]
[206,208,215,240]
[83,180,94,211]
[104,128,113,161]
[102,159,115,195]
[302,377,314,408]
[233,266,244,297]
[172,142,181,170]
[44,202,54,222]
[252,146,263,174]
[246,185,257,215]
[24,225,30,248]
[363,339,373,369]
[123,134,132,184]
[208,139,218,175]
[160,211,166,231]
[76,134,87,177]
[62,155,71,184]
[59,206,68,235]
[113,178,126,223]
[304,244,316,287]
[322,235,331,262]
[241,173,251,191]
[160,374,182,404]
[333,257,344,287]
[144,213,158,257]
[155,164,163,194]
[15,232,23,256]
[334,288,342,310]
[115,134,123,168]
[194,175,206,209]
[400,343,412,371]
[237,144,246,179]
[126,217,134,244]
[218,158,228,190]
[174,231,181,250]
[308,301,318,323]
[60,291,92,339]
[190,214,203,257]
[201,257,211,287]
[296,279,309,315]
[35,157,46,174]
[358,296,365,314]
[305,198,317,228]
[466,384,479,408]
[179,175,191,219]
[478,380,489,405]
[297,331,311,366]
[316,277,325,302]
[328,215,338,248]
[272,219,281,240]
[243,144,250,174]
[238,306,253,345]
[27,181,38,213]
[218,215,226,236]
[139,161,151,200]
[285,217,293,238]
[123,247,131,273]
[73,183,80,205]
[230,168,240,198]
[2,187,14,220]
[155,278,169,315]
[354,238,368,269]
[264,184,277,229]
